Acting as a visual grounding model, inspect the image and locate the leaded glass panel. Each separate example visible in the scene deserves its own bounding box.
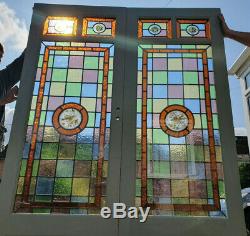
[43,17,78,36]
[177,20,211,39]
[14,41,114,214]
[82,18,116,37]
[138,20,172,38]
[136,44,226,217]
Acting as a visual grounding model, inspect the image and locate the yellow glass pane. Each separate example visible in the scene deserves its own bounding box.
[72,178,90,196]
[43,16,77,36]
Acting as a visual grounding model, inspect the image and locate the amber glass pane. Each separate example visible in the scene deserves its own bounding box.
[43,17,78,36]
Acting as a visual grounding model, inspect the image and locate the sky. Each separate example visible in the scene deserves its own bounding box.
[0,0,249,142]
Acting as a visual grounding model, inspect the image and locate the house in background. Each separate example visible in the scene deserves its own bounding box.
[229,47,250,152]
[235,128,250,163]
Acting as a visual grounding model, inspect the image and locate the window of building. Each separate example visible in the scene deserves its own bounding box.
[245,72,250,89]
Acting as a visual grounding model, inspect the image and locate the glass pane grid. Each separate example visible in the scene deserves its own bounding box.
[14,41,114,215]
[136,44,226,217]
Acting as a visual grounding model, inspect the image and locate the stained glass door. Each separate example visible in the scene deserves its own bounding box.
[0,4,126,236]
[119,8,247,236]
[0,5,247,236]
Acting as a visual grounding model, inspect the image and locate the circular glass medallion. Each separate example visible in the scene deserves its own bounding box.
[148,24,162,35]
[54,21,72,34]
[93,23,106,34]
[159,105,194,137]
[165,110,188,132]
[54,23,65,33]
[59,108,82,130]
[186,24,200,36]
[53,103,88,136]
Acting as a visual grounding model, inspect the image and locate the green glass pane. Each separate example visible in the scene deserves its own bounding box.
[33,209,51,213]
[210,86,216,99]
[168,99,183,105]
[67,69,82,82]
[20,160,27,177]
[213,114,219,129]
[50,82,65,96]
[75,144,93,160]
[56,42,71,46]
[58,144,76,159]
[181,45,196,49]
[187,145,204,162]
[38,55,44,67]
[39,111,46,125]
[54,178,72,195]
[48,56,54,67]
[153,71,168,84]
[136,179,141,196]
[153,129,168,144]
[51,69,67,82]
[219,181,225,198]
[55,50,69,55]
[32,160,39,176]
[108,71,113,84]
[41,143,58,160]
[84,57,99,69]
[183,72,198,84]
[56,160,74,177]
[153,161,170,177]
[147,179,153,197]
[201,114,208,129]
[28,111,35,125]
[207,181,213,198]
[98,71,103,83]
[65,83,81,96]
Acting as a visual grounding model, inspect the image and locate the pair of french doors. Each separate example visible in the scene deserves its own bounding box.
[0,4,247,236]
